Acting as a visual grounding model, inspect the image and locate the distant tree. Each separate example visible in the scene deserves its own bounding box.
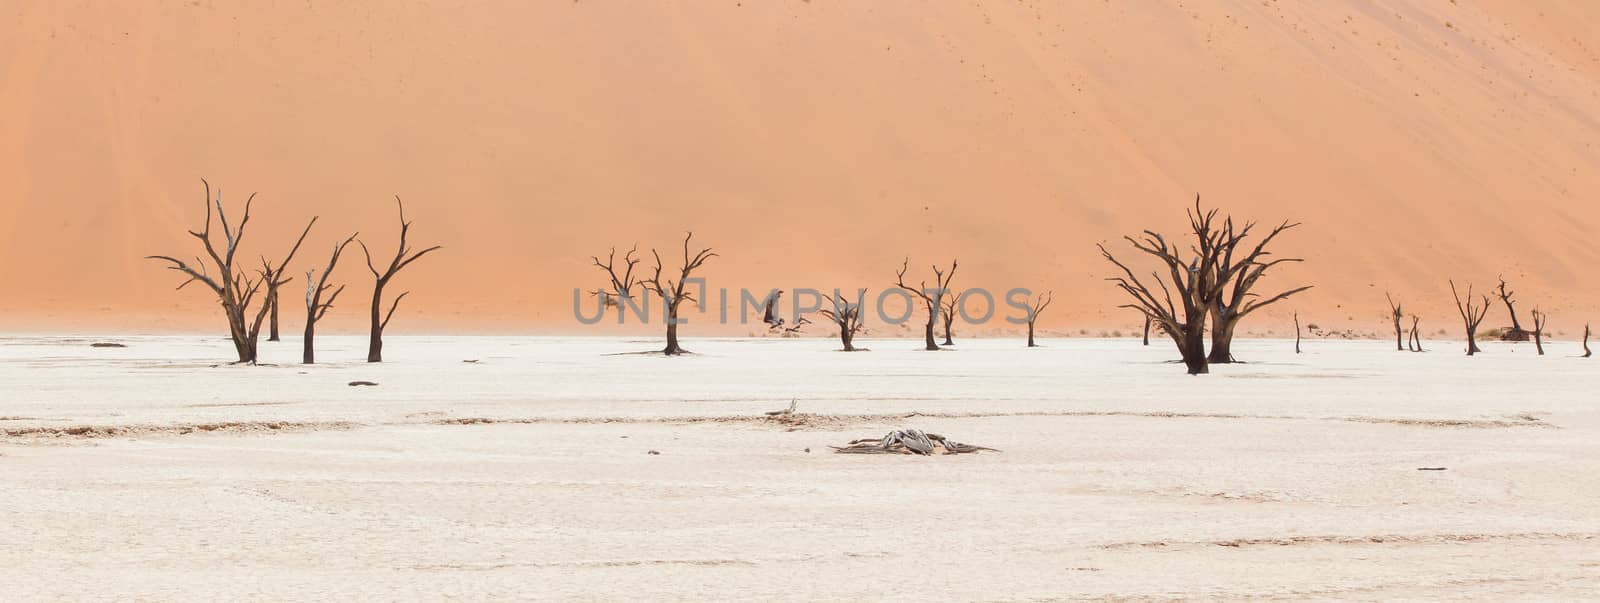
[1531,307,1547,356]
[1141,314,1151,346]
[590,244,641,311]
[1407,315,1423,352]
[892,258,957,351]
[817,292,867,352]
[939,289,960,346]
[1204,216,1311,363]
[1099,201,1233,375]
[147,180,314,364]
[1025,291,1053,348]
[1495,276,1530,341]
[357,197,442,363]
[302,234,357,364]
[1293,311,1302,354]
[640,232,716,355]
[1449,280,1490,356]
[1584,323,1592,358]
[1385,293,1405,351]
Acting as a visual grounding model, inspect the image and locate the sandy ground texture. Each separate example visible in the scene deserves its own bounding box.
[2,334,1599,600]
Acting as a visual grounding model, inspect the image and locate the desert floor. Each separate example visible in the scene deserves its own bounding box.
[2,334,1598,600]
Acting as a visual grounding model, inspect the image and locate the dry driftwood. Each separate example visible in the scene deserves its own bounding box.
[831,429,998,455]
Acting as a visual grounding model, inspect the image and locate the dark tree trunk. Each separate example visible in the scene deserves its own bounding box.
[1467,335,1482,355]
[942,314,955,346]
[1207,312,1238,364]
[368,282,385,363]
[303,320,316,364]
[923,320,939,351]
[1534,329,1544,355]
[663,305,684,355]
[1142,315,1151,346]
[1180,329,1208,375]
[1027,321,1037,347]
[1584,324,1592,358]
[268,290,281,341]
[1294,312,1302,354]
[1392,316,1403,351]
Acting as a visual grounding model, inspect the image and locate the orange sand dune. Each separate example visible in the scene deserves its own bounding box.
[1,1,1597,336]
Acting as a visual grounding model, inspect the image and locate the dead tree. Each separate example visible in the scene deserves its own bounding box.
[1386,293,1404,351]
[1496,276,1530,341]
[817,292,867,352]
[1531,307,1547,356]
[939,290,959,346]
[1100,201,1240,375]
[147,179,315,364]
[1408,315,1423,352]
[1142,314,1151,346]
[1205,216,1311,363]
[357,197,442,363]
[641,232,716,355]
[590,244,641,310]
[1025,291,1053,347]
[1450,280,1490,356]
[1293,312,1302,354]
[1584,323,1592,358]
[303,234,357,364]
[892,258,957,351]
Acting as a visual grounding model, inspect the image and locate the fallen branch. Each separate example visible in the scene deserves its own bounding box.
[831,428,998,455]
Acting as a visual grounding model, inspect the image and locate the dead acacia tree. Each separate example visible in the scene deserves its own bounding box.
[893,258,957,351]
[147,179,315,364]
[302,234,357,364]
[1450,280,1490,356]
[939,290,960,346]
[590,244,641,310]
[1204,216,1311,364]
[1293,312,1302,354]
[1099,202,1239,375]
[1584,323,1592,358]
[640,232,716,355]
[1142,314,1151,346]
[1408,315,1423,352]
[817,291,867,352]
[1386,293,1405,351]
[264,266,287,342]
[1495,276,1530,341]
[357,197,442,363]
[1025,291,1053,347]
[1531,307,1547,356]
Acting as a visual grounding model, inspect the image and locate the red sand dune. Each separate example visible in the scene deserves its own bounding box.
[1,1,1597,336]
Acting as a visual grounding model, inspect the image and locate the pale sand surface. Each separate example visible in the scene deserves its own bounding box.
[3,335,1599,599]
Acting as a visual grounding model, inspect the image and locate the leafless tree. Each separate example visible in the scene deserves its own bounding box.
[1025,291,1053,348]
[1293,311,1302,354]
[1450,280,1490,356]
[939,290,960,346]
[1495,276,1529,341]
[817,291,867,352]
[264,266,287,342]
[357,197,442,363]
[302,234,357,364]
[1142,314,1151,346]
[590,244,641,310]
[640,232,716,355]
[1584,323,1592,358]
[893,258,957,351]
[1099,202,1232,375]
[1205,218,1311,364]
[147,180,314,364]
[1531,307,1547,356]
[1386,293,1405,351]
[1408,315,1423,352]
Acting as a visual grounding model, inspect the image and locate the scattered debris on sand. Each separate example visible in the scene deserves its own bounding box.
[89,342,127,348]
[347,380,379,387]
[1417,467,1448,471]
[831,428,998,455]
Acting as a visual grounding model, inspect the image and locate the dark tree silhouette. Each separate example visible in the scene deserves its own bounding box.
[892,258,957,351]
[147,180,314,364]
[817,292,867,352]
[1450,280,1490,356]
[302,234,357,364]
[590,244,641,310]
[641,232,716,355]
[1584,323,1592,358]
[1385,293,1404,351]
[1293,311,1302,354]
[939,290,960,346]
[1025,291,1053,348]
[1204,217,1311,363]
[1408,315,1423,352]
[357,197,442,363]
[1495,276,1530,341]
[1142,314,1151,346]
[264,266,287,342]
[1099,202,1235,375]
[1531,307,1547,356]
